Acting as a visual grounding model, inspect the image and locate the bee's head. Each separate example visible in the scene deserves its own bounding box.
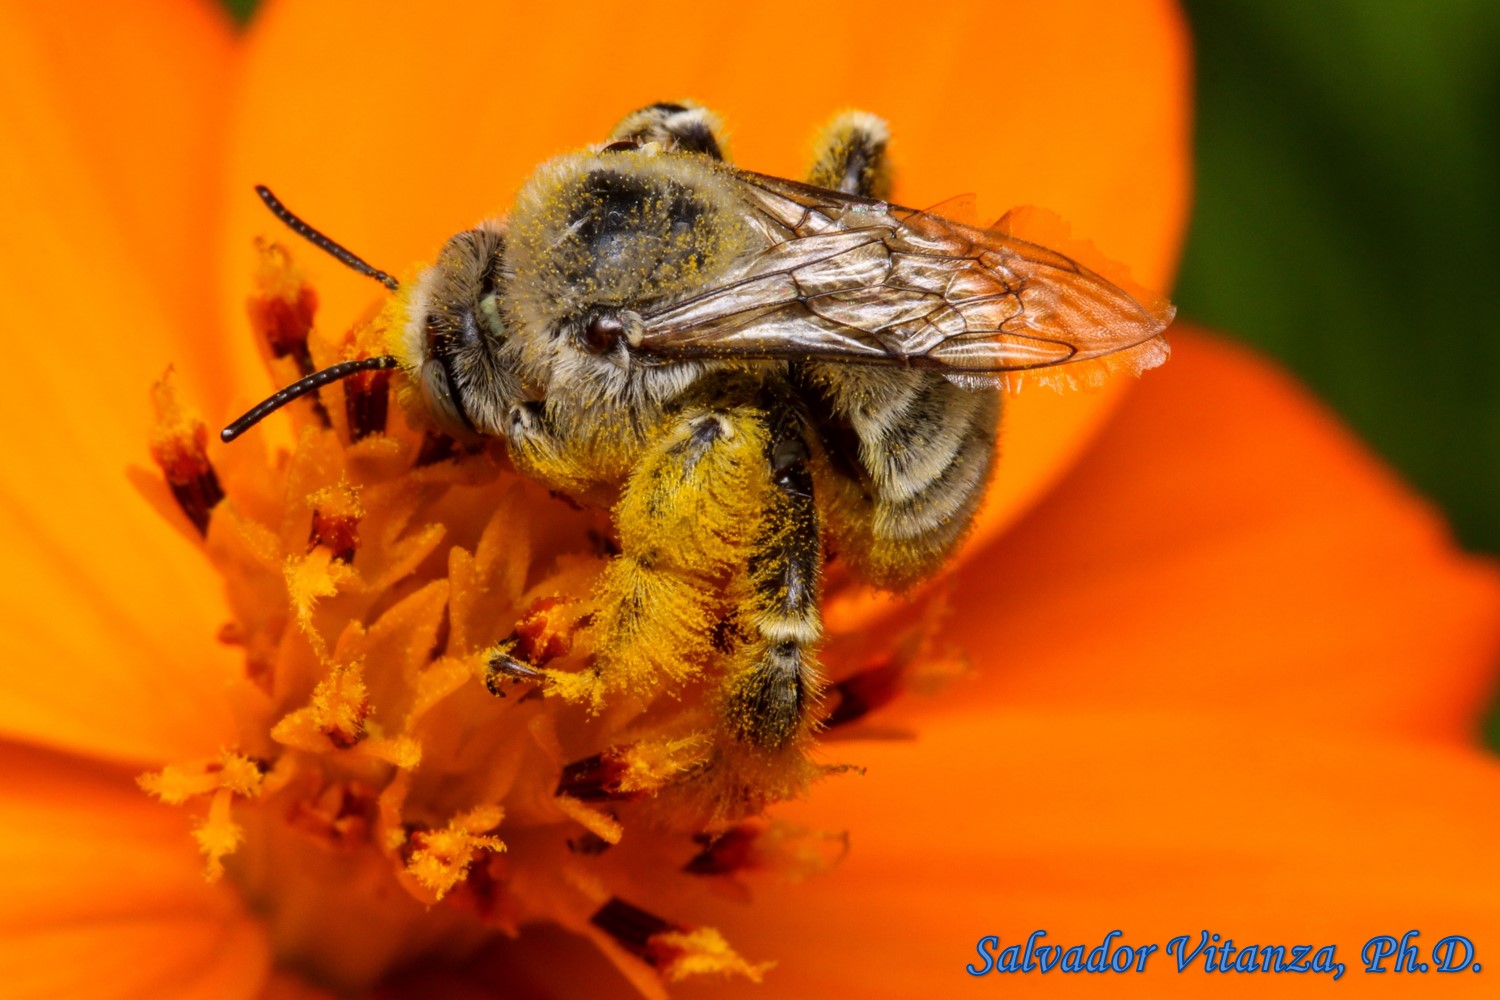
[401,224,523,438]
[222,188,523,444]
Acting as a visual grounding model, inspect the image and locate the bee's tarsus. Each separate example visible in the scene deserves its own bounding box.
[221,355,399,443]
[484,649,543,697]
[254,185,401,291]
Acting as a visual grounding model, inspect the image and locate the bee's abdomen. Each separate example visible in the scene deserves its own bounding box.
[807,366,999,589]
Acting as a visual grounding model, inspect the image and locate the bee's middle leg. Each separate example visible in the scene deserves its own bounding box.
[607,102,727,160]
[723,416,823,750]
[807,111,891,200]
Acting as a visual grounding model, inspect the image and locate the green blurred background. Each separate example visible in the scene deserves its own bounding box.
[1180,0,1500,555]
[221,1,1500,737]
[1172,0,1500,745]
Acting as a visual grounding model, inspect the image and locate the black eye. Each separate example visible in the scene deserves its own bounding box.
[582,313,624,353]
[419,357,474,435]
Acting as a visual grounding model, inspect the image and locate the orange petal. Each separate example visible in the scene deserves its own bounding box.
[0,486,243,763]
[6,919,269,1000]
[683,712,1500,998]
[906,327,1500,740]
[0,1,243,762]
[0,0,239,412]
[226,0,1188,542]
[369,924,636,999]
[0,741,269,997]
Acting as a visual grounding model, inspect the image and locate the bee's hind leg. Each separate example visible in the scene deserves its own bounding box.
[607,102,727,160]
[807,111,891,200]
[723,409,823,751]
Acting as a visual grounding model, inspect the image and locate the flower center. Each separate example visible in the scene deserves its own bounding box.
[138,240,961,992]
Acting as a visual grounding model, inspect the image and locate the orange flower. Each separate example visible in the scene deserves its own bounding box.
[2,1,1498,998]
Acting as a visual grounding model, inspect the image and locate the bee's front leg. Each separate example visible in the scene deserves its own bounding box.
[606,102,727,160]
[501,400,621,503]
[562,403,769,708]
[807,110,891,200]
[723,413,823,750]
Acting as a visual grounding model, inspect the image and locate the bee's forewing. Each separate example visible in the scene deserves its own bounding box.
[636,171,1174,389]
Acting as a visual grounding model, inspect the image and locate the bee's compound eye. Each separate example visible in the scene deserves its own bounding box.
[582,313,625,354]
[419,359,472,436]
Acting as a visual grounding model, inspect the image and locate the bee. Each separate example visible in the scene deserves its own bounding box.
[225,102,1173,753]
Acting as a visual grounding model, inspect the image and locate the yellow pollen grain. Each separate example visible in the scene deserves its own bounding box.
[619,735,712,794]
[140,752,265,881]
[147,368,210,480]
[405,805,507,900]
[252,237,309,302]
[285,546,356,638]
[307,477,364,520]
[192,788,245,882]
[554,794,625,845]
[138,749,265,805]
[355,734,422,769]
[137,763,217,805]
[216,752,266,797]
[652,927,775,984]
[271,660,373,751]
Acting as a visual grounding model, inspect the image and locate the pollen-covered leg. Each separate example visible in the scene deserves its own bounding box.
[608,102,727,160]
[723,419,823,750]
[552,405,769,708]
[806,110,891,199]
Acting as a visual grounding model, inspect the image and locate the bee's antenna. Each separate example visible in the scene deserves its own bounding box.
[221,355,399,443]
[255,185,400,291]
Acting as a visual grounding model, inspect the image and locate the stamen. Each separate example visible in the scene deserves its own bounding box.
[307,480,363,563]
[138,750,266,880]
[684,820,850,880]
[510,597,578,664]
[484,598,583,694]
[248,238,330,425]
[403,805,506,901]
[449,853,518,931]
[556,750,634,802]
[684,824,758,875]
[344,363,391,441]
[567,831,614,855]
[271,661,372,749]
[149,370,223,536]
[287,780,379,848]
[590,898,772,983]
[556,738,709,801]
[823,655,904,728]
[590,898,683,964]
[414,430,458,466]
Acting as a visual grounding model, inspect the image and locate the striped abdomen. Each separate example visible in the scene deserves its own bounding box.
[800,364,999,590]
